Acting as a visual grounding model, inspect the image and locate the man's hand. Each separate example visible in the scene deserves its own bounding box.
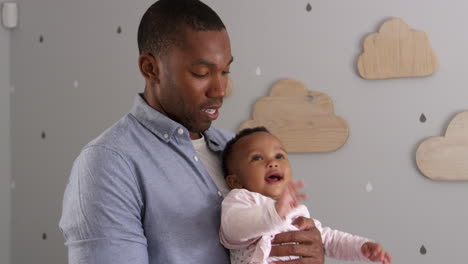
[361,242,392,264]
[269,217,325,264]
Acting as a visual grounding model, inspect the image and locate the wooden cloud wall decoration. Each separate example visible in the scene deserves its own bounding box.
[416,111,468,181]
[239,79,349,153]
[226,78,233,97]
[358,18,438,80]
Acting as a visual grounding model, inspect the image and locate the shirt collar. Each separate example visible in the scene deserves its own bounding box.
[203,129,224,152]
[130,94,225,150]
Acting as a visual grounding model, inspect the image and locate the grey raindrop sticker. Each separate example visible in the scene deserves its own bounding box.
[306,3,312,12]
[41,131,46,139]
[39,35,44,43]
[420,245,427,255]
[420,113,426,123]
[117,26,122,34]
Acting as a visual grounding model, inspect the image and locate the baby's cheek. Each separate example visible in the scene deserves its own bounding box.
[244,181,263,193]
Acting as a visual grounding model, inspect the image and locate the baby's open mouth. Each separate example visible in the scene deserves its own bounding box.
[265,172,283,183]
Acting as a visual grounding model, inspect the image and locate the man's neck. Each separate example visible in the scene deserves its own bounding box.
[190,131,202,140]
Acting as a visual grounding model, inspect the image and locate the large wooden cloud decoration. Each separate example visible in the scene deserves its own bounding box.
[358,18,438,80]
[416,111,468,181]
[239,79,349,153]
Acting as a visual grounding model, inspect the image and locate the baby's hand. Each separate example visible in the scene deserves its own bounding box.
[275,180,307,219]
[361,242,392,264]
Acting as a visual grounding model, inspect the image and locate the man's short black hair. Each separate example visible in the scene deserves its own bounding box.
[137,0,226,56]
[222,126,270,177]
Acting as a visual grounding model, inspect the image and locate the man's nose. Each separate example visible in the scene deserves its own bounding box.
[206,75,226,98]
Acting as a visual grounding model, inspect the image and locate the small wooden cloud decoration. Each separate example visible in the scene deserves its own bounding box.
[358,18,438,80]
[226,78,233,97]
[416,111,468,181]
[239,79,349,153]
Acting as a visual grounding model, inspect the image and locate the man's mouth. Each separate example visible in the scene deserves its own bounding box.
[202,109,217,114]
[265,172,284,183]
[200,106,220,121]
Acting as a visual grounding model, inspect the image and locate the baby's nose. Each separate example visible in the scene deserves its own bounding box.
[268,163,278,168]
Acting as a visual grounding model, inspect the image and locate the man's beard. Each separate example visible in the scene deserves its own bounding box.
[181,113,211,133]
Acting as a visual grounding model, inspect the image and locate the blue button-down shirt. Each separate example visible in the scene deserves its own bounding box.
[59,94,233,264]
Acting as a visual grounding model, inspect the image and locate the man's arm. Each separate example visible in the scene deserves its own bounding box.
[59,146,148,264]
[269,217,325,264]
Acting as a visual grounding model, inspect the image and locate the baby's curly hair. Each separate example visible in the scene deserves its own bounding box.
[222,126,270,177]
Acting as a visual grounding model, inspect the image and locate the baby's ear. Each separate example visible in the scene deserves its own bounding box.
[226,174,242,189]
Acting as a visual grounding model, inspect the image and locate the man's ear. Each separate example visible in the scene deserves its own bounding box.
[226,174,243,189]
[138,53,160,83]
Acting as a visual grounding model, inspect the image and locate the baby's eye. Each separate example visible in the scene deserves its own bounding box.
[275,153,285,159]
[251,155,262,161]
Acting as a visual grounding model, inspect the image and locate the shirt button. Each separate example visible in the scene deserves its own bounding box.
[194,156,199,162]
[177,128,184,135]
[163,133,169,139]
[217,191,223,197]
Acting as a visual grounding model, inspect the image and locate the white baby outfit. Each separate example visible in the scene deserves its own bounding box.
[220,189,372,264]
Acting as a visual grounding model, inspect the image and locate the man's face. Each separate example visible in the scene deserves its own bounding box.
[228,132,293,199]
[155,29,233,139]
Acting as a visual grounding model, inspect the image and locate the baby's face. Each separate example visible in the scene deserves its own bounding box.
[227,132,292,199]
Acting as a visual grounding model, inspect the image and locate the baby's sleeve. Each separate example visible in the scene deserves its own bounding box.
[314,219,371,261]
[219,189,284,249]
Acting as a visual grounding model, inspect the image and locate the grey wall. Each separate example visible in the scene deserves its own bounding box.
[10,1,146,262]
[0,1,11,263]
[9,0,468,263]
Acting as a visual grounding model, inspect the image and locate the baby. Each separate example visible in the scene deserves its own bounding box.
[219,126,391,264]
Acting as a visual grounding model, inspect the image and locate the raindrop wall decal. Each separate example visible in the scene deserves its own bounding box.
[420,113,426,123]
[39,35,44,43]
[117,26,122,34]
[41,131,46,139]
[255,66,262,76]
[420,245,427,255]
[306,3,312,12]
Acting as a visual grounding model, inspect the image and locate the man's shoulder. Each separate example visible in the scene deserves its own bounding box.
[82,113,140,154]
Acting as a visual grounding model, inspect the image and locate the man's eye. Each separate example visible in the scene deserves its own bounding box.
[192,72,209,78]
[251,155,262,161]
[275,154,285,159]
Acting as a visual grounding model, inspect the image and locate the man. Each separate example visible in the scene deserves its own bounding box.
[59,0,325,263]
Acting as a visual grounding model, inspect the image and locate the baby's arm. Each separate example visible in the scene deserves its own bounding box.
[316,220,372,261]
[361,242,392,264]
[220,182,306,249]
[317,221,392,263]
[275,180,307,219]
[219,189,286,249]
